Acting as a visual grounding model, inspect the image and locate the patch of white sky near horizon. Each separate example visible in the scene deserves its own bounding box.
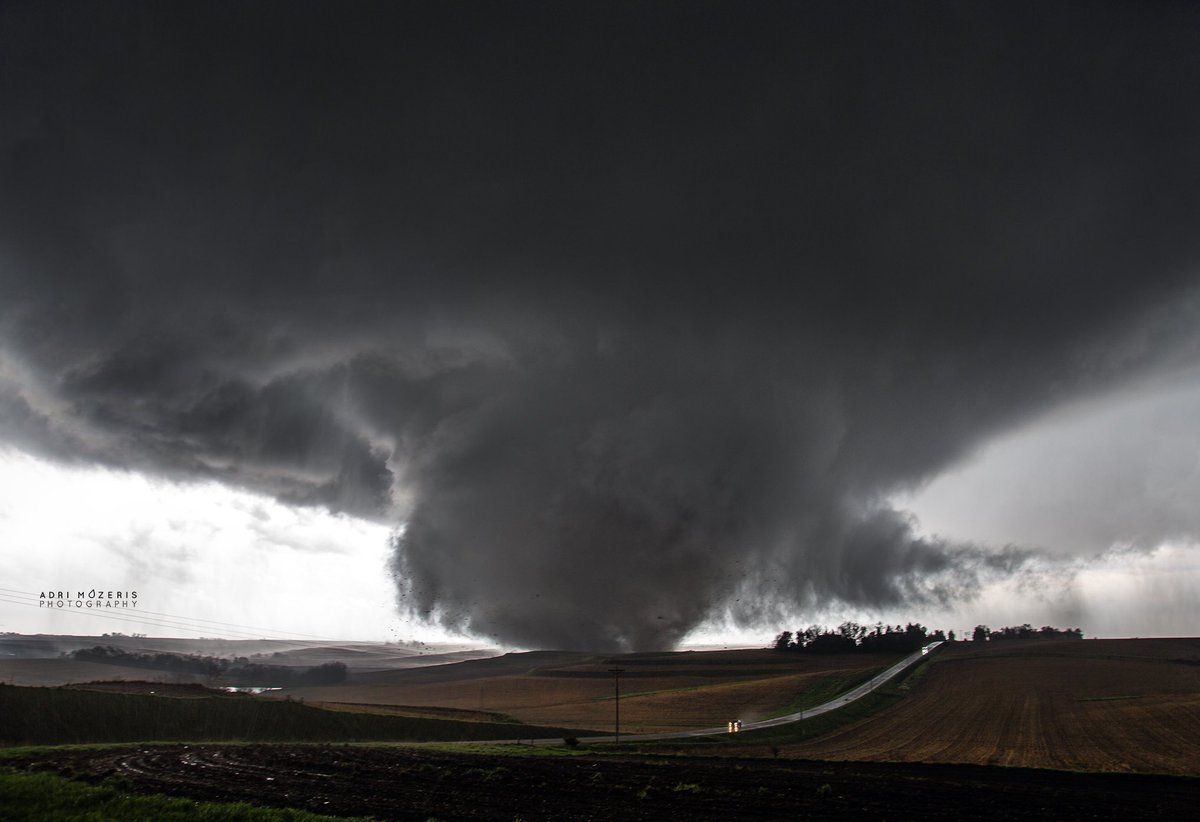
[679,544,1200,647]
[0,448,472,644]
[886,376,1200,640]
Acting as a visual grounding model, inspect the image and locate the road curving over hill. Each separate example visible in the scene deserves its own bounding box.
[517,641,944,745]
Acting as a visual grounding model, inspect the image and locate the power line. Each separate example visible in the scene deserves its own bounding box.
[0,588,358,641]
[0,594,297,640]
[0,587,373,640]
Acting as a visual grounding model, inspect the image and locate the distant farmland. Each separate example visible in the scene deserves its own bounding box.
[282,648,904,733]
[766,638,1200,776]
[0,683,590,745]
[5,639,1200,821]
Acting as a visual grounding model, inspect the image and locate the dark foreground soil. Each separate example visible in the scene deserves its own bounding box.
[11,744,1198,821]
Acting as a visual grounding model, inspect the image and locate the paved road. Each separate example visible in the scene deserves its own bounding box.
[505,641,944,745]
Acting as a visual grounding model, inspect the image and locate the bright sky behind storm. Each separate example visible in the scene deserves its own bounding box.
[2,2,1199,648]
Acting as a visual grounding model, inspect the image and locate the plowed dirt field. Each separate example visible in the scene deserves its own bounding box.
[771,638,1200,775]
[12,743,1198,821]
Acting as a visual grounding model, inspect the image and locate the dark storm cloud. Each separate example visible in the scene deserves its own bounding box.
[3,2,1200,648]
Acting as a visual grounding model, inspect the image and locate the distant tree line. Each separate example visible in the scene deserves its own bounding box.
[773,621,1084,653]
[969,624,1083,642]
[772,622,949,654]
[67,645,348,685]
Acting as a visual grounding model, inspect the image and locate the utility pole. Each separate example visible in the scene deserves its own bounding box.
[608,667,625,745]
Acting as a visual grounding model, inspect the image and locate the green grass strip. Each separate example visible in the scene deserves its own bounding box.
[763,665,889,718]
[0,768,367,821]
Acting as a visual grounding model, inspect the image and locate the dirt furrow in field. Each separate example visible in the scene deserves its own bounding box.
[779,641,1200,775]
[12,743,1200,821]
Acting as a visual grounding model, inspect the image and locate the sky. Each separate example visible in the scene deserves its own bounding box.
[2,1,1199,650]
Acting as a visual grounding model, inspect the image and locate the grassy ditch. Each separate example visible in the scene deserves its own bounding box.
[0,684,594,746]
[764,666,888,718]
[0,767,367,822]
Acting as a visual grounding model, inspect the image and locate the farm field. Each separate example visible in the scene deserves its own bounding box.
[761,638,1200,775]
[8,743,1196,821]
[4,639,1200,819]
[0,634,499,686]
[0,683,591,746]
[0,657,198,687]
[281,649,902,733]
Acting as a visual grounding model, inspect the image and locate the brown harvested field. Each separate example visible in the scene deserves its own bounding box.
[771,638,1200,775]
[282,648,902,733]
[0,658,201,687]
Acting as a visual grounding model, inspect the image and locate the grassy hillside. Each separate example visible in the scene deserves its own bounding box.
[0,658,208,688]
[0,684,591,746]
